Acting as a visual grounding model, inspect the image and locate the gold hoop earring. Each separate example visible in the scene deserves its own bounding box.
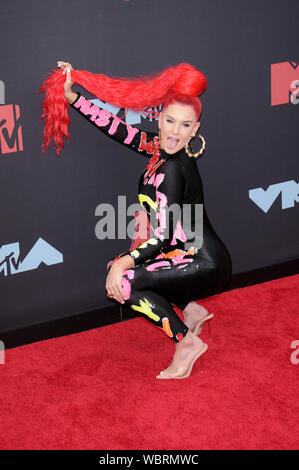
[184,134,206,158]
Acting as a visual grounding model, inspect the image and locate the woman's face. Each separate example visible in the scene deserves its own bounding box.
[158,102,201,155]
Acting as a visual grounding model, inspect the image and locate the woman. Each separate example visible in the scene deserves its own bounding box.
[39,61,232,379]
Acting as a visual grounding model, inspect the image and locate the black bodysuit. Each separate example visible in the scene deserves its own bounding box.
[71,92,232,343]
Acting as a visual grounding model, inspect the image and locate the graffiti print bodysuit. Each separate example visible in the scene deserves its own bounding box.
[71,92,232,343]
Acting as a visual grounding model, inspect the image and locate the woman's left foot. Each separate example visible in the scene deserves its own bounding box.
[156,331,207,379]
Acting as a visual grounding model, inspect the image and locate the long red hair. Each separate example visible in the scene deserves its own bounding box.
[38,63,207,156]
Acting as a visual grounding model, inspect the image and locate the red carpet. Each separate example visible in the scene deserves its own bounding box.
[0,274,298,450]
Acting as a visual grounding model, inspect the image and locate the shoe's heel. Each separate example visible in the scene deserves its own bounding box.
[207,316,213,340]
[199,342,208,372]
[193,313,214,338]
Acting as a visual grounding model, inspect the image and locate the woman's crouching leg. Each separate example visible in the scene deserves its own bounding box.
[121,267,189,343]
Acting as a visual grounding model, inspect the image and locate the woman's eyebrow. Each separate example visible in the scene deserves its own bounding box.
[166,114,193,123]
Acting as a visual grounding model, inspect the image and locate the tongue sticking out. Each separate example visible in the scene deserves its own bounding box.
[166,137,178,150]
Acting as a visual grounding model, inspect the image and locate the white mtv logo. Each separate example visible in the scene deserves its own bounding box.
[91,98,161,125]
[249,180,298,213]
[0,237,63,276]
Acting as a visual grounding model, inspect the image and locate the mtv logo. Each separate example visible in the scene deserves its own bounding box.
[0,80,24,154]
[271,61,299,106]
[249,180,299,213]
[0,238,63,277]
[91,98,161,125]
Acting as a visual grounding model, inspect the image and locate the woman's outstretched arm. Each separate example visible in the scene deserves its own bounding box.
[69,91,158,157]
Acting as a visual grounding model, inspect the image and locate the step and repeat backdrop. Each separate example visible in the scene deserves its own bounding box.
[0,0,298,332]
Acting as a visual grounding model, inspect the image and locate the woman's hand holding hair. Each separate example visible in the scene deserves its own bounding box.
[57,60,77,104]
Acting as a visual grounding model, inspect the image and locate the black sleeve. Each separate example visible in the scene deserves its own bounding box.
[70,92,158,158]
[123,160,186,265]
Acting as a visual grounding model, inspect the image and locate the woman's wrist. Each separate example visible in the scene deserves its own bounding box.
[116,254,135,269]
[65,91,78,104]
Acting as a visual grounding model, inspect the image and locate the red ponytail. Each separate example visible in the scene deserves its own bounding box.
[38,63,207,156]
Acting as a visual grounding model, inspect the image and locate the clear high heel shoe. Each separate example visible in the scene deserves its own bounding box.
[156,342,208,379]
[193,313,214,339]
